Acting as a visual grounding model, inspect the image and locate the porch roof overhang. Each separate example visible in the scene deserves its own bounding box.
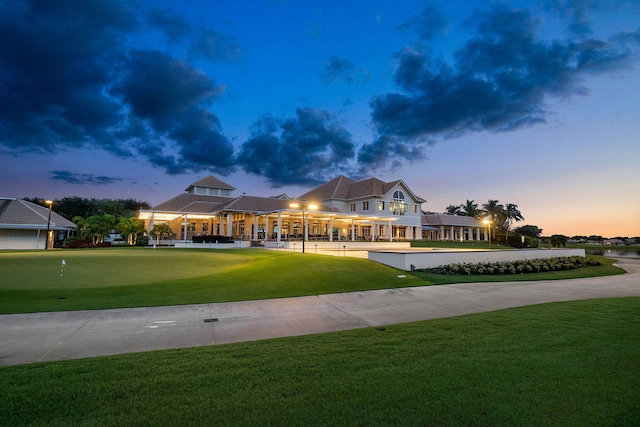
[139,209,399,224]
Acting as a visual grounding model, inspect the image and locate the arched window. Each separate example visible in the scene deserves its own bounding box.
[391,191,407,215]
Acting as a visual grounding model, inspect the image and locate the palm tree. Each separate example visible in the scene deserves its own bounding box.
[445,204,462,215]
[504,203,524,241]
[482,200,505,240]
[461,200,484,218]
[72,216,91,241]
[151,223,173,243]
[117,217,146,245]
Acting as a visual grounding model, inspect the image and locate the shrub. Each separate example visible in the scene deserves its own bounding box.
[416,256,600,276]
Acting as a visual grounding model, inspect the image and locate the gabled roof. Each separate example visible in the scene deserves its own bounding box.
[215,195,338,214]
[0,198,76,230]
[299,175,426,203]
[299,176,355,201]
[185,175,235,192]
[422,213,482,227]
[151,193,230,212]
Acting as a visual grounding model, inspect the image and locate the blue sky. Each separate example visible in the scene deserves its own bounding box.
[1,0,639,237]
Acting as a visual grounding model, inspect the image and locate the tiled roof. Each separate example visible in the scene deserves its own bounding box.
[422,213,482,227]
[185,175,236,192]
[300,175,426,203]
[0,198,76,230]
[299,176,355,201]
[215,196,338,214]
[152,194,230,211]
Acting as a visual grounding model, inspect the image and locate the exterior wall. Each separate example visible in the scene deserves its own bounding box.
[368,248,586,271]
[0,229,45,250]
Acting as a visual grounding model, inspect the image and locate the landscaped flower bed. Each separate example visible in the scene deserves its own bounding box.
[416,256,600,275]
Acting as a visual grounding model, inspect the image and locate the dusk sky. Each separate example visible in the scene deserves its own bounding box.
[1,0,639,237]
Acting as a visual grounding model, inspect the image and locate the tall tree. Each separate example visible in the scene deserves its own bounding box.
[445,204,462,215]
[504,203,524,241]
[482,200,505,239]
[117,217,146,245]
[461,200,484,218]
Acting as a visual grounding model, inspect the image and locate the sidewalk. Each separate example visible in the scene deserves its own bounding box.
[1,258,638,367]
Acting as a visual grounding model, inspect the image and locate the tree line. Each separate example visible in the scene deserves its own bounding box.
[440,199,541,244]
[25,197,151,246]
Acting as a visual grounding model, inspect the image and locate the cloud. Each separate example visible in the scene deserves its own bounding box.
[189,29,242,62]
[0,0,237,176]
[319,55,369,84]
[236,108,356,186]
[360,4,635,171]
[50,171,124,185]
[147,7,190,43]
[397,4,448,40]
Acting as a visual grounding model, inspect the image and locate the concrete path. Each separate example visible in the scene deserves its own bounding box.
[1,258,638,367]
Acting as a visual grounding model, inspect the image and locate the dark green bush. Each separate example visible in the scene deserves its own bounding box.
[417,256,600,276]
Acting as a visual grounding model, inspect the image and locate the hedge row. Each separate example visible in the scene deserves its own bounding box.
[416,256,599,275]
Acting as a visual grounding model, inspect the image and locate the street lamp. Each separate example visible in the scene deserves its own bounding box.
[45,200,53,250]
[483,218,492,249]
[289,202,318,253]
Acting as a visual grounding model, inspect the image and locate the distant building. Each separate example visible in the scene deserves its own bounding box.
[140,175,487,244]
[0,198,76,250]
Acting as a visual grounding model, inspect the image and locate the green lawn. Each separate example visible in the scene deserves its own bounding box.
[1,297,638,426]
[0,248,626,314]
[0,248,424,314]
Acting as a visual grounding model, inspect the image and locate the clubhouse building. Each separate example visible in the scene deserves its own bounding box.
[139,175,489,246]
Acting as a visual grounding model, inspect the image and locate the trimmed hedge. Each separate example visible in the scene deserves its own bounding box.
[416,256,599,275]
[191,235,234,244]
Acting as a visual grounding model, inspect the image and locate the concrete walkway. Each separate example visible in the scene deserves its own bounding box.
[1,258,638,367]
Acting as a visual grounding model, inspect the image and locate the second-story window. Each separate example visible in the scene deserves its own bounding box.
[350,203,356,212]
[378,201,385,211]
[363,201,369,210]
[391,191,407,216]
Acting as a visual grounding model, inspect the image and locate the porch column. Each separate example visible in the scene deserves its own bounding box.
[253,215,259,240]
[183,215,188,240]
[459,226,464,242]
[304,215,309,241]
[329,217,333,241]
[440,225,445,240]
[226,213,232,237]
[149,213,155,234]
[351,219,355,241]
[388,220,393,242]
[265,215,270,240]
[484,228,488,241]
[277,212,282,243]
[219,214,223,235]
[371,221,376,242]
[476,227,481,240]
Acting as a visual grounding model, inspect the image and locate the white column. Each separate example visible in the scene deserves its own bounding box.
[149,213,155,235]
[304,214,309,241]
[459,227,464,242]
[440,226,444,240]
[183,215,188,240]
[277,212,282,243]
[329,217,333,241]
[388,220,393,242]
[476,227,480,240]
[351,219,355,241]
[371,221,376,242]
[226,213,232,237]
[253,215,258,240]
[265,215,270,240]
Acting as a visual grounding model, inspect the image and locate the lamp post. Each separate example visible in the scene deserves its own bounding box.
[289,202,318,253]
[45,200,53,250]
[483,218,492,249]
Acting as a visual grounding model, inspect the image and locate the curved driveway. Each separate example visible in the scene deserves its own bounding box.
[1,258,639,367]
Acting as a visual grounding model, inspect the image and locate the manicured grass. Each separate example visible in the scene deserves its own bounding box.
[408,255,625,285]
[1,297,638,426]
[0,248,424,314]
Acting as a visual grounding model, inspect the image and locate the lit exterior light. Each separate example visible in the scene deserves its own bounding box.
[45,200,53,250]
[289,202,318,253]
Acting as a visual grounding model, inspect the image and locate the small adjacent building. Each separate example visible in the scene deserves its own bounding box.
[0,198,76,250]
[140,175,487,245]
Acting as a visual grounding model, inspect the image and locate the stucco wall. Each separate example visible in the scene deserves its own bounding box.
[368,248,586,271]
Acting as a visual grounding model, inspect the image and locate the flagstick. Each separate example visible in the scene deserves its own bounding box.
[60,259,66,277]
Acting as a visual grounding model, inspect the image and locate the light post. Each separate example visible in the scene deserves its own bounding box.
[45,200,53,250]
[289,202,318,253]
[483,218,492,249]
